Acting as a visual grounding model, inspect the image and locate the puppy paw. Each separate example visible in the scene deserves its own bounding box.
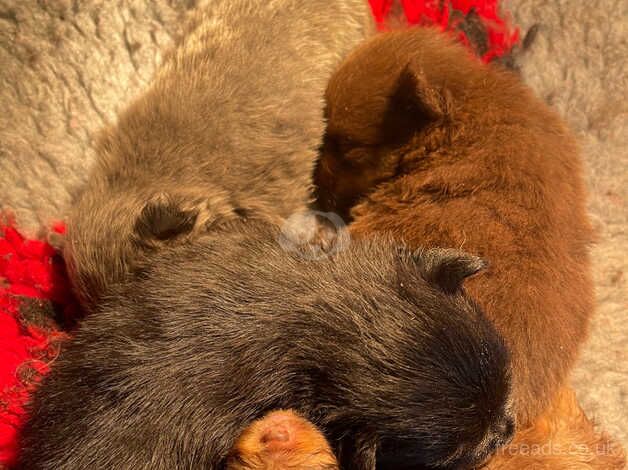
[227,410,338,470]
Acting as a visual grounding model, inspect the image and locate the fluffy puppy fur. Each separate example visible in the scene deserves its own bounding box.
[226,410,338,470]
[230,399,627,470]
[314,28,594,426]
[486,387,626,470]
[64,0,373,308]
[18,221,513,470]
[228,397,627,470]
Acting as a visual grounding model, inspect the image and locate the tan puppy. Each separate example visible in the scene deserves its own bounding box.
[65,0,373,308]
[227,410,338,470]
[315,27,593,426]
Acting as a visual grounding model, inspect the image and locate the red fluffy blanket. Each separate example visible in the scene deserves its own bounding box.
[0,1,518,465]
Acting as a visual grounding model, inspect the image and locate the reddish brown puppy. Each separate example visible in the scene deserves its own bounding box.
[315,27,594,426]
[227,410,338,470]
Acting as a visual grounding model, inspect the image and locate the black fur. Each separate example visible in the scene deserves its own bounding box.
[18,222,513,470]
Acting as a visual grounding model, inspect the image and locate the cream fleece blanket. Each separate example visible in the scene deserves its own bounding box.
[1,0,626,448]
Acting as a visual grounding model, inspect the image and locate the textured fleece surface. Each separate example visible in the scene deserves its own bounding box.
[507,0,627,446]
[0,0,194,231]
[0,0,626,449]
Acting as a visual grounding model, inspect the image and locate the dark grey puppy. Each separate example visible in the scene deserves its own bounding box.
[65,0,373,307]
[19,222,514,470]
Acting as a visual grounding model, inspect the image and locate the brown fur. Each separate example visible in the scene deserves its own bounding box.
[315,26,594,427]
[227,410,338,470]
[312,26,628,469]
[486,387,626,469]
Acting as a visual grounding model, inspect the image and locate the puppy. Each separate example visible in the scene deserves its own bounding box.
[315,27,594,426]
[226,410,338,470]
[18,221,514,470]
[65,0,373,308]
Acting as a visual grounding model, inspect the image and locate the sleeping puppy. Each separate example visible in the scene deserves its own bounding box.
[226,410,338,470]
[314,27,594,426]
[65,0,373,308]
[18,221,514,470]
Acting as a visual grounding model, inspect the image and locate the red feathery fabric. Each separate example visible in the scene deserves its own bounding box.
[0,1,519,466]
[0,219,79,466]
[368,0,519,61]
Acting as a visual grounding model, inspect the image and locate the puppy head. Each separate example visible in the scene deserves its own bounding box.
[389,248,514,469]
[315,29,462,218]
[227,410,338,470]
[65,185,236,308]
[330,246,514,469]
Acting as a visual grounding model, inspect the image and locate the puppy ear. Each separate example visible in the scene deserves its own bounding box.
[134,194,198,242]
[417,248,486,294]
[399,61,451,119]
[382,62,450,140]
